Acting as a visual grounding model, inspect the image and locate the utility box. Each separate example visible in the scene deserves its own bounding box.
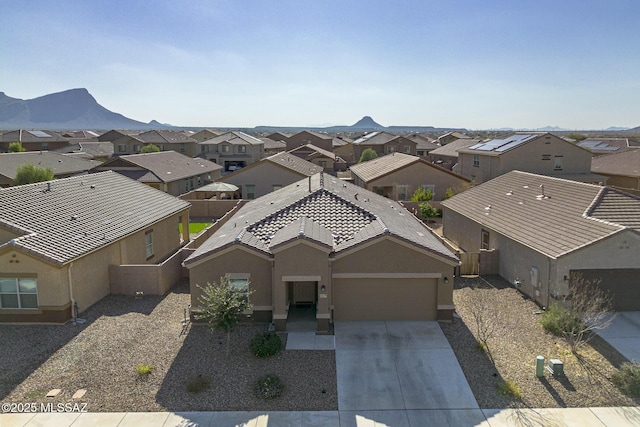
[547,359,564,376]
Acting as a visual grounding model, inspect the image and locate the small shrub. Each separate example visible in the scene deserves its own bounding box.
[612,362,640,397]
[255,374,284,399]
[250,332,282,357]
[540,303,584,336]
[476,340,487,352]
[186,375,211,393]
[498,380,521,398]
[136,364,154,375]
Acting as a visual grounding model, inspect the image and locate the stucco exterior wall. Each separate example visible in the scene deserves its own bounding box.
[221,163,308,199]
[498,136,592,176]
[599,175,640,190]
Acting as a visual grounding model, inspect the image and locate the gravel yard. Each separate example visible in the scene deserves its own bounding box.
[0,282,337,412]
[441,276,639,409]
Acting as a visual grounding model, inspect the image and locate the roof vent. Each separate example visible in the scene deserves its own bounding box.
[70,215,77,221]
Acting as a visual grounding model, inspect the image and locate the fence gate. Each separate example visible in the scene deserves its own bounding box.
[459,252,480,275]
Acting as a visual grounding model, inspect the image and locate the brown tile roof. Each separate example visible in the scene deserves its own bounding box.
[0,151,100,180]
[137,130,197,144]
[184,173,459,266]
[349,153,469,184]
[591,149,640,178]
[353,131,400,145]
[264,152,323,176]
[428,138,481,158]
[578,138,632,155]
[94,151,222,183]
[289,144,336,160]
[1,130,68,143]
[0,171,190,265]
[199,131,264,146]
[442,171,639,258]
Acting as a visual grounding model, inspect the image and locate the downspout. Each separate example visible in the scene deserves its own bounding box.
[68,262,76,320]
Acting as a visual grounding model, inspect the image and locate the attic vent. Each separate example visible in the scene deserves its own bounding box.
[506,190,513,196]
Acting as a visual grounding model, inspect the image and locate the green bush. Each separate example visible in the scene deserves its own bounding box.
[612,362,640,397]
[255,374,284,399]
[136,364,154,375]
[498,380,521,398]
[186,375,211,393]
[539,303,584,336]
[250,332,282,357]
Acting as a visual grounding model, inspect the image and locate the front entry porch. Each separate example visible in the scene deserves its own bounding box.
[273,277,331,333]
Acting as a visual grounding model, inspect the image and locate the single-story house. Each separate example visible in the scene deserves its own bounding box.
[216,152,322,199]
[591,149,640,191]
[0,151,100,187]
[92,151,222,196]
[183,173,459,331]
[0,171,190,322]
[442,171,640,310]
[349,153,471,201]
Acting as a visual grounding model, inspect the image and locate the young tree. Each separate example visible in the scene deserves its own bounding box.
[14,163,55,185]
[443,187,455,200]
[195,278,253,356]
[419,202,438,219]
[358,148,378,163]
[140,144,160,153]
[540,273,614,352]
[8,141,26,152]
[410,187,433,202]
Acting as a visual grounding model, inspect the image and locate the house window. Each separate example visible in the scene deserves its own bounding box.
[180,143,185,153]
[133,144,141,153]
[387,146,396,154]
[226,274,250,302]
[222,145,230,153]
[118,144,127,153]
[421,184,435,196]
[272,185,282,191]
[481,230,490,250]
[0,277,38,309]
[404,146,411,153]
[554,156,563,170]
[397,185,408,200]
[319,160,327,168]
[473,155,480,167]
[246,185,255,199]
[238,145,247,153]
[145,230,153,259]
[201,145,206,153]
[542,154,551,160]
[42,142,49,150]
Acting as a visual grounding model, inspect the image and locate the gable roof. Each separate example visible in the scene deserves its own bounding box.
[429,138,481,158]
[591,149,640,178]
[199,131,264,146]
[136,130,197,144]
[350,153,470,184]
[1,130,68,143]
[352,131,413,146]
[442,171,639,258]
[458,133,545,155]
[184,173,458,266]
[289,143,337,160]
[261,137,287,150]
[288,130,333,140]
[94,151,222,183]
[0,151,100,180]
[0,171,190,265]
[218,152,322,182]
[578,138,632,155]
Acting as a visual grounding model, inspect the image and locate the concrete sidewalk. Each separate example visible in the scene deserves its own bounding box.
[2,407,640,426]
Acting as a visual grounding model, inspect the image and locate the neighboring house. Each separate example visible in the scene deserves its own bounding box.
[407,134,439,158]
[591,149,640,191]
[92,151,222,196]
[577,138,634,156]
[216,152,322,199]
[350,153,471,201]
[455,132,602,185]
[442,171,640,310]
[428,138,481,170]
[288,144,345,173]
[190,129,223,143]
[0,130,70,152]
[437,131,471,146]
[351,131,417,161]
[198,131,265,171]
[334,141,356,164]
[54,141,114,160]
[61,130,101,142]
[183,173,459,331]
[266,132,292,141]
[137,130,199,157]
[98,129,138,143]
[0,151,100,187]
[285,130,335,152]
[261,137,287,156]
[0,171,190,322]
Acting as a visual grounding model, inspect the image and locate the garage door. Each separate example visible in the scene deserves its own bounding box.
[571,269,640,311]
[332,278,437,321]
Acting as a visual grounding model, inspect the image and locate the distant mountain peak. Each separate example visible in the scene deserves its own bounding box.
[351,116,384,129]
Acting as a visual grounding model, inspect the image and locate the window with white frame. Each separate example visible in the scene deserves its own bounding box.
[118,144,127,153]
[180,143,185,153]
[387,146,396,154]
[238,145,247,153]
[145,230,153,259]
[554,156,563,170]
[404,145,411,153]
[421,184,435,197]
[42,142,49,150]
[226,274,250,301]
[473,155,480,167]
[397,185,408,200]
[133,144,141,153]
[222,145,230,153]
[0,277,38,309]
[481,229,490,250]
[246,185,255,199]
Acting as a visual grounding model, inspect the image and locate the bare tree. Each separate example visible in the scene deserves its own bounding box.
[467,286,500,364]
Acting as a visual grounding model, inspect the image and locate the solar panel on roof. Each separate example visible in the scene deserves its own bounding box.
[27,130,50,138]
[468,143,485,150]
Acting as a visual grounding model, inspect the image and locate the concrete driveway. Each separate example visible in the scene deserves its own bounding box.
[597,312,640,362]
[334,321,479,411]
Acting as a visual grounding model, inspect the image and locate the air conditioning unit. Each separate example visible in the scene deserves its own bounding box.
[546,359,564,376]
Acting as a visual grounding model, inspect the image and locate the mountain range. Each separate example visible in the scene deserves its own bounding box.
[0,88,636,133]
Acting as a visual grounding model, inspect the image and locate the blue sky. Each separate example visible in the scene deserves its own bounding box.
[2,0,639,129]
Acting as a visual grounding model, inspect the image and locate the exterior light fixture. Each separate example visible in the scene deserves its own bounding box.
[320,285,326,293]
[444,277,449,284]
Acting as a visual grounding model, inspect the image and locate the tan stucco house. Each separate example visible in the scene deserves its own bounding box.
[455,132,603,184]
[351,131,417,161]
[288,144,345,173]
[216,152,322,199]
[350,153,471,201]
[92,151,222,196]
[442,171,640,311]
[284,130,335,152]
[0,171,190,322]
[198,131,265,171]
[591,148,640,191]
[0,130,70,152]
[183,173,459,331]
[428,138,481,170]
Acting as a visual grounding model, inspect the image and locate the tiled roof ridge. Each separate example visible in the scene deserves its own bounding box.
[583,186,640,228]
[0,218,34,236]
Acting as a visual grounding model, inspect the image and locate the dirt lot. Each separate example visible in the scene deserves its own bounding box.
[0,283,337,412]
[441,276,639,408]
